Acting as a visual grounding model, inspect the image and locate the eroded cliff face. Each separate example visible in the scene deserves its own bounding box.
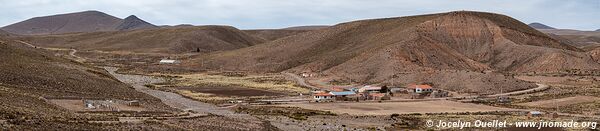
[411,12,594,73]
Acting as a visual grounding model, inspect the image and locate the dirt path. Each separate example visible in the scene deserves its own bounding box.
[282,72,318,90]
[488,83,549,97]
[103,67,254,118]
[16,40,85,62]
[17,42,258,118]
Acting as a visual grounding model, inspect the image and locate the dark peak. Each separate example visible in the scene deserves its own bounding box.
[528,22,556,29]
[596,29,600,31]
[124,15,140,20]
[116,15,157,30]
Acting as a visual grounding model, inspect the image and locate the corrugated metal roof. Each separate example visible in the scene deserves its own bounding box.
[329,91,356,96]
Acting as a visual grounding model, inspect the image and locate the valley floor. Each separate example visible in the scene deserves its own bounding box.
[7,42,599,130]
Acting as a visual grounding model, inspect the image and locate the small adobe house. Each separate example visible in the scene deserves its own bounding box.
[407,84,433,94]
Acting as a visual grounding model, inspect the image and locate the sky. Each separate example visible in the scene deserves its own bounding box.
[0,0,598,30]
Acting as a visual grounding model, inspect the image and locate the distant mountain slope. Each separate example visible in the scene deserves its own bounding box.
[538,29,600,50]
[596,29,600,31]
[115,15,157,30]
[1,11,156,35]
[20,26,265,53]
[528,22,555,29]
[184,11,599,94]
[282,25,329,30]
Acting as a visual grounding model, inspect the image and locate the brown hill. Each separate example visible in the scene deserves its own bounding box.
[183,11,599,94]
[19,26,265,53]
[1,11,156,35]
[244,29,311,41]
[244,25,329,41]
[0,37,172,128]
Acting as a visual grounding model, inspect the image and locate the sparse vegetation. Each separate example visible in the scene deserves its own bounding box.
[235,106,335,120]
[175,73,310,94]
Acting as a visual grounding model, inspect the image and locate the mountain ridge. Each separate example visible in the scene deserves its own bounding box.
[1,10,156,35]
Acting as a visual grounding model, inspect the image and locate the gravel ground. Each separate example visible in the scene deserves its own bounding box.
[258,115,396,131]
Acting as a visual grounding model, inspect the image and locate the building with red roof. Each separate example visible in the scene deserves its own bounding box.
[407,84,433,93]
[313,93,334,102]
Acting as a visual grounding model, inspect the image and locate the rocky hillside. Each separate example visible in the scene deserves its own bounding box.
[1,11,156,35]
[0,29,12,37]
[0,37,176,129]
[184,11,599,94]
[19,26,265,53]
[244,29,311,41]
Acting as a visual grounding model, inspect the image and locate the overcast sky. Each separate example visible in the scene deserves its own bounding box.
[0,0,598,30]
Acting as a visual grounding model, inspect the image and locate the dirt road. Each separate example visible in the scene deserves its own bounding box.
[16,40,85,62]
[282,72,318,90]
[488,83,549,97]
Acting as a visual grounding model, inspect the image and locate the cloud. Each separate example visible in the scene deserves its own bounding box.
[0,0,598,30]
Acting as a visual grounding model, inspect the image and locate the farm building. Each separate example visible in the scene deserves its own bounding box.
[330,91,356,97]
[330,91,359,101]
[313,93,334,102]
[407,84,433,94]
[313,91,359,102]
[359,85,381,93]
[159,59,180,64]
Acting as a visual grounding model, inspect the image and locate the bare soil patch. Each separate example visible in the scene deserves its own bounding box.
[48,99,147,112]
[175,85,285,97]
[517,96,600,108]
[280,100,517,115]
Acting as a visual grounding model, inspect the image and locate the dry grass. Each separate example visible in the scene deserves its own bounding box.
[175,73,310,94]
[517,96,600,108]
[176,90,232,103]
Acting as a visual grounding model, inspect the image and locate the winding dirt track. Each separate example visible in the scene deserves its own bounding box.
[16,40,85,62]
[16,40,259,119]
[282,72,318,90]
